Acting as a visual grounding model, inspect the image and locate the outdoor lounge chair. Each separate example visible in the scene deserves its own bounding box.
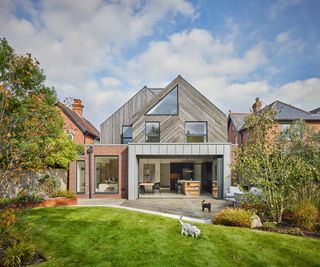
[152,182,161,194]
[226,186,242,198]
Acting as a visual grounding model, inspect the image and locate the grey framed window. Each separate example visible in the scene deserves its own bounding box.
[122,125,132,144]
[95,156,119,194]
[76,161,85,194]
[146,86,178,115]
[185,122,208,143]
[145,122,160,142]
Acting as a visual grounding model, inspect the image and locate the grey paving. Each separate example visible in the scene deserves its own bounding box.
[77,196,229,220]
[121,197,228,220]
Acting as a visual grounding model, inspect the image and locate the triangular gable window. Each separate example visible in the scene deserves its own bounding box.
[146,86,178,115]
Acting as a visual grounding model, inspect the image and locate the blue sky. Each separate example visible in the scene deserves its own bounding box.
[0,0,319,127]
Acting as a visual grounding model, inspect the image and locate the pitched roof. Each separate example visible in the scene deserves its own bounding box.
[236,100,320,131]
[138,75,226,118]
[57,102,100,140]
[310,107,320,114]
[229,113,250,131]
[147,87,163,95]
[262,100,320,121]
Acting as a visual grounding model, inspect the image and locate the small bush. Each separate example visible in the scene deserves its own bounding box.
[56,190,76,198]
[213,208,254,228]
[292,201,318,231]
[0,194,44,210]
[3,241,34,267]
[37,174,60,198]
[241,193,271,221]
[263,221,277,229]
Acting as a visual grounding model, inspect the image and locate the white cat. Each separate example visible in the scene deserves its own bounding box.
[179,216,201,238]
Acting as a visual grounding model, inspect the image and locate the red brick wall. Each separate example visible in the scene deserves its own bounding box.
[59,109,95,145]
[308,121,320,132]
[228,121,238,144]
[69,145,128,199]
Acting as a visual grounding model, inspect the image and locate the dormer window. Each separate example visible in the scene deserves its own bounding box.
[146,86,178,115]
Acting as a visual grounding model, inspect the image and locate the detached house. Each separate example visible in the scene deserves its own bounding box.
[69,75,232,200]
[228,98,320,145]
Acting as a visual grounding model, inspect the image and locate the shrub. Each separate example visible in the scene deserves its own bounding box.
[213,208,254,228]
[56,190,76,198]
[0,208,38,267]
[37,174,60,198]
[292,201,318,231]
[263,221,277,229]
[0,208,16,233]
[3,241,34,267]
[0,194,44,210]
[241,193,271,221]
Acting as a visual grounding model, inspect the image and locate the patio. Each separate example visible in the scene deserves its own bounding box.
[77,197,229,220]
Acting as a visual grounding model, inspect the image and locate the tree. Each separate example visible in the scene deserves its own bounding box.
[233,108,316,223]
[0,38,81,197]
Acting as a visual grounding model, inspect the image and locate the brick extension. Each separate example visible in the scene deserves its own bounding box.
[69,145,128,199]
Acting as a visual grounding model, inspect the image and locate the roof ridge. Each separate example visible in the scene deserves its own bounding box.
[273,100,311,115]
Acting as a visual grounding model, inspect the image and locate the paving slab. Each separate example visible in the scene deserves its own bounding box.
[77,197,229,220]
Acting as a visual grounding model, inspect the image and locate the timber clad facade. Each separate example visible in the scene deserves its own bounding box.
[69,75,232,200]
[100,87,162,144]
[131,77,227,143]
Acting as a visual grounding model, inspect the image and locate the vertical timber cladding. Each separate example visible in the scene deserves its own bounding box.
[128,143,231,200]
[132,76,227,143]
[100,87,158,144]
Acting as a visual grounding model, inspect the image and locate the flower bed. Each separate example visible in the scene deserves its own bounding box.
[36,197,77,207]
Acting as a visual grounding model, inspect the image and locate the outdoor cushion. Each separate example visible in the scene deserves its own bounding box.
[226,186,242,197]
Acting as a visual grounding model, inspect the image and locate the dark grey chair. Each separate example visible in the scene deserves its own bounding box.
[139,184,145,194]
[152,182,161,194]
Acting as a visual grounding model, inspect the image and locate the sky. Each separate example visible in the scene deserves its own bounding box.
[0,0,319,128]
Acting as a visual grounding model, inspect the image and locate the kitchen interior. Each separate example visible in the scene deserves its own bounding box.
[138,157,219,197]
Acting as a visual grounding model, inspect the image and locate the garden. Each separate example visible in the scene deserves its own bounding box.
[212,109,320,239]
[1,206,320,267]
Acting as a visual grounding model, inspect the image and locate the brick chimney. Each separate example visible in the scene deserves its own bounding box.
[252,97,262,113]
[72,99,84,117]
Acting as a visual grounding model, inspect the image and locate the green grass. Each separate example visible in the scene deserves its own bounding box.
[16,207,320,267]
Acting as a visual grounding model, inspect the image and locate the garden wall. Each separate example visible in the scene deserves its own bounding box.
[7,168,67,197]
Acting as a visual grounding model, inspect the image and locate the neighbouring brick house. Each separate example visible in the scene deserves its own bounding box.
[69,75,232,200]
[57,99,100,144]
[228,98,320,145]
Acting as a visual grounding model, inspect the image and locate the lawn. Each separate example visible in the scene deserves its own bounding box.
[16,207,320,267]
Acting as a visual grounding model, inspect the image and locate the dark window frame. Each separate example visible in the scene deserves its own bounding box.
[185,121,208,143]
[145,85,179,116]
[121,125,132,144]
[76,160,85,194]
[145,121,160,142]
[94,155,120,194]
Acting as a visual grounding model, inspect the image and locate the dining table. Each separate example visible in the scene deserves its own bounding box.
[139,182,155,193]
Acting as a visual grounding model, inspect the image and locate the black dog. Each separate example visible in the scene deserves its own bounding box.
[202,200,211,212]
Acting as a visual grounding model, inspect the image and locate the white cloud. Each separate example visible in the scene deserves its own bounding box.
[0,0,197,126]
[124,28,267,88]
[276,32,290,43]
[101,77,122,88]
[0,0,318,129]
